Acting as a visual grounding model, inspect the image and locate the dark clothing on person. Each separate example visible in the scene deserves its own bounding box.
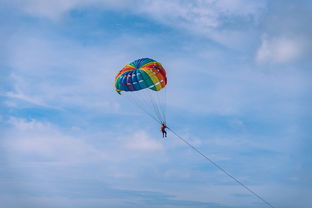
[161,124,167,138]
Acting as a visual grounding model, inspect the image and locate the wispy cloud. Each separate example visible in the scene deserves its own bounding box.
[6,0,135,20]
[136,0,267,48]
[256,36,304,64]
[4,32,123,112]
[123,131,163,152]
[255,0,312,64]
[3,117,169,170]
[5,117,108,165]
[5,0,268,49]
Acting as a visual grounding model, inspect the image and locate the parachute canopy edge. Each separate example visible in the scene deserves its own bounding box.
[114,58,167,93]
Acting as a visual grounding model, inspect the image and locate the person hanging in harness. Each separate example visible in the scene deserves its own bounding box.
[161,123,167,138]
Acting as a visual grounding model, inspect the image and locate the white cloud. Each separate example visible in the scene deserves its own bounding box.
[5,33,122,112]
[256,1,312,64]
[256,36,304,64]
[123,130,163,152]
[7,0,267,25]
[5,0,267,48]
[5,118,108,165]
[8,117,48,131]
[2,117,173,186]
[5,74,57,109]
[9,0,135,20]
[139,0,219,28]
[215,0,267,17]
[4,117,166,167]
[137,0,267,48]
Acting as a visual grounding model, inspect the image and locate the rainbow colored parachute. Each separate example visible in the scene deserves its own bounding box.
[115,58,167,94]
[114,58,167,124]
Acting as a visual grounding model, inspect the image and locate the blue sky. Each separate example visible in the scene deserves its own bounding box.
[1,0,311,207]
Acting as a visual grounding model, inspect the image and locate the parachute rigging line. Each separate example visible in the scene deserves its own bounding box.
[167,127,275,208]
[124,93,161,124]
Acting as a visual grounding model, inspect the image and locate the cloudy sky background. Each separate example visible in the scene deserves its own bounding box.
[1,0,311,207]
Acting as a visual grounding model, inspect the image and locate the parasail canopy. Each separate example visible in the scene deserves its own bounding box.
[115,58,167,94]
